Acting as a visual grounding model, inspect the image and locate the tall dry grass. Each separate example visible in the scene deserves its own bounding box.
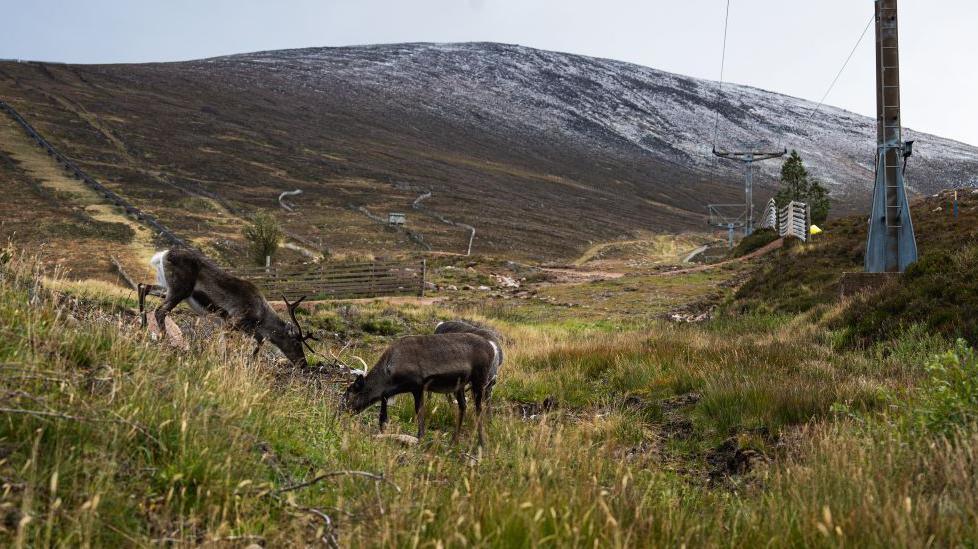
[0,249,975,546]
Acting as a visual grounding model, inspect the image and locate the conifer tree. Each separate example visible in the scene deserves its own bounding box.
[775,150,830,223]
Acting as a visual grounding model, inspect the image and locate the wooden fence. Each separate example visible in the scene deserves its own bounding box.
[231,260,427,301]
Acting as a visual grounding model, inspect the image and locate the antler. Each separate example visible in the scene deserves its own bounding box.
[283,295,320,350]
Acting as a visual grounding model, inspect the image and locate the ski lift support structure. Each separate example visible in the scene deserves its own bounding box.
[712,147,786,236]
[707,203,746,249]
[865,0,917,272]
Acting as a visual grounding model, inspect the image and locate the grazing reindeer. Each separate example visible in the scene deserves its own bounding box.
[342,333,499,445]
[137,248,317,366]
[434,320,503,399]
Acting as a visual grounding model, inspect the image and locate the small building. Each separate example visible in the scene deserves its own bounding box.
[388,212,406,227]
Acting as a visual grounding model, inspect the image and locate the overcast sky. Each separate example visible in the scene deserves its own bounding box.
[2,0,975,146]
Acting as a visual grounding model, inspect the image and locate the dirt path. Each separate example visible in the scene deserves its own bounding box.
[540,237,783,284]
[571,239,647,267]
[654,238,784,276]
[540,267,627,283]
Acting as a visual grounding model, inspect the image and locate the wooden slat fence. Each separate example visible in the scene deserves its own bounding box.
[231,260,427,300]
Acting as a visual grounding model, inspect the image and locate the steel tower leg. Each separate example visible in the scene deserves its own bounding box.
[865,0,917,272]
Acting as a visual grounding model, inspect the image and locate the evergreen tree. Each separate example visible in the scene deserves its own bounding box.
[774,150,831,223]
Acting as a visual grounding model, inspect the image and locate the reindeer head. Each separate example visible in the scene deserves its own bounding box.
[341,372,371,413]
[276,295,319,367]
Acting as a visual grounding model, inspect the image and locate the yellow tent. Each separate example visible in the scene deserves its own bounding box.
[810,224,823,235]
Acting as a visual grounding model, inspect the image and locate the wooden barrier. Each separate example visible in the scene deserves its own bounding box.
[230,260,426,300]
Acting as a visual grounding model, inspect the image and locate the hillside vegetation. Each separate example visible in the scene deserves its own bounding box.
[3,243,978,546]
[2,44,977,262]
[733,190,978,326]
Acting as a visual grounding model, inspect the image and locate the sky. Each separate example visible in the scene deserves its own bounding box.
[2,0,976,146]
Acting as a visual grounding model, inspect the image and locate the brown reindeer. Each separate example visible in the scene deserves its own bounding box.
[434,320,503,399]
[342,333,499,445]
[137,248,316,366]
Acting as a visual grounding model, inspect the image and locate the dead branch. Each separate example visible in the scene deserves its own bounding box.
[0,406,88,421]
[294,505,339,549]
[276,470,401,495]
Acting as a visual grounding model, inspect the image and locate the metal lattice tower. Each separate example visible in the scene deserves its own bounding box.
[865,0,917,272]
[712,148,786,235]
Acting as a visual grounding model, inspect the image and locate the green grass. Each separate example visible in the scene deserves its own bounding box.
[2,249,977,546]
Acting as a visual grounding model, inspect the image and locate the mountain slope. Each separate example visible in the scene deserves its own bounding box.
[0,42,975,262]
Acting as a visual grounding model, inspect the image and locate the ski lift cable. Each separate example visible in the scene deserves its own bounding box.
[712,0,732,151]
[807,14,876,122]
[800,13,876,182]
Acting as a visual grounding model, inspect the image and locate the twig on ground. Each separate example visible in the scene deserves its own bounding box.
[276,470,401,494]
[294,505,340,549]
[0,406,88,421]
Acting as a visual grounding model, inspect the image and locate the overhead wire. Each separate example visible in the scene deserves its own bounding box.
[806,14,876,122]
[800,13,877,182]
[712,0,732,151]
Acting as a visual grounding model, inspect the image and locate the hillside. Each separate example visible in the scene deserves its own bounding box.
[1,43,976,267]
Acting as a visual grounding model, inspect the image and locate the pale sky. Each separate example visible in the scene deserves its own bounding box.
[2,0,975,146]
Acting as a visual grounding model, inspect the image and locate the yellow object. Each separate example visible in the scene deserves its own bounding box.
[810,224,823,235]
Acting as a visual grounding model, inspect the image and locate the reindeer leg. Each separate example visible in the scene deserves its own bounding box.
[413,389,426,439]
[378,397,389,432]
[452,389,466,444]
[251,335,264,359]
[137,283,160,328]
[473,384,486,448]
[154,279,193,339]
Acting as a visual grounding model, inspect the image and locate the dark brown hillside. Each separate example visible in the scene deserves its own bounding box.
[1,43,975,264]
[0,58,714,262]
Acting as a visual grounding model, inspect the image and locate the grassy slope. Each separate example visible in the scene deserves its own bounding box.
[2,247,977,546]
[733,190,978,318]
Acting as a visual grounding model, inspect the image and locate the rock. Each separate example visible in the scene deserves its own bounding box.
[374,433,419,446]
[492,274,520,289]
[462,285,473,291]
[477,285,491,291]
[424,281,437,290]
[447,285,458,291]
[146,314,189,351]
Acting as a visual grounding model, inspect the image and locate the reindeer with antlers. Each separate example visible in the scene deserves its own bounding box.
[138,248,317,366]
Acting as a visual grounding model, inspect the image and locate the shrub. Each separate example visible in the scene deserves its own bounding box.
[834,244,978,347]
[360,317,401,336]
[242,211,282,266]
[913,340,978,435]
[730,228,779,258]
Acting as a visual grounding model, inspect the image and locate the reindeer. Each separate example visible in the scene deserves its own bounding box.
[137,248,317,366]
[342,333,499,445]
[434,320,503,399]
